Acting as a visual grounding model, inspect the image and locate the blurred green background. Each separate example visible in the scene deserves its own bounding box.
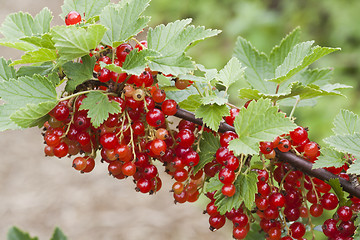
[146,0,360,144]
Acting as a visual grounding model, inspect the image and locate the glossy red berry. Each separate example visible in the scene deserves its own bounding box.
[209,214,226,231]
[277,139,291,152]
[219,167,235,184]
[225,108,240,126]
[136,178,152,193]
[65,11,81,25]
[146,109,165,128]
[72,157,87,171]
[176,129,195,148]
[321,192,339,210]
[290,126,308,144]
[289,222,305,239]
[100,132,118,150]
[304,141,320,158]
[220,131,238,147]
[161,99,178,115]
[337,206,353,222]
[82,157,95,173]
[221,183,236,197]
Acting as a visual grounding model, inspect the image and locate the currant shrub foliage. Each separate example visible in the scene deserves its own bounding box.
[0,0,359,238]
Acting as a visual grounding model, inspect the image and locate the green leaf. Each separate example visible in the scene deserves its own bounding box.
[332,109,360,135]
[213,182,242,215]
[195,104,229,131]
[50,227,67,240]
[268,44,340,84]
[20,34,55,49]
[11,102,56,128]
[165,84,204,103]
[147,19,220,75]
[269,27,301,68]
[61,0,110,20]
[0,8,52,41]
[297,67,333,86]
[0,75,57,131]
[104,49,160,75]
[347,161,360,175]
[100,0,150,47]
[63,55,96,92]
[178,94,202,112]
[233,37,276,94]
[289,82,346,99]
[326,178,347,206]
[0,58,16,82]
[16,62,55,77]
[238,172,257,210]
[0,40,36,51]
[79,91,122,128]
[7,226,38,240]
[205,172,221,193]
[193,132,220,174]
[11,48,57,65]
[313,148,345,169]
[216,57,245,89]
[51,24,107,62]
[324,133,360,157]
[148,54,195,75]
[212,172,257,214]
[200,94,228,106]
[228,98,296,155]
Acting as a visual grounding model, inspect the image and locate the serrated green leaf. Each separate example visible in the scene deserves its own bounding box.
[313,148,345,169]
[11,48,57,65]
[178,94,202,112]
[0,58,16,82]
[239,172,257,210]
[212,172,257,214]
[214,185,242,215]
[147,19,220,75]
[195,104,229,131]
[63,55,96,93]
[216,57,245,89]
[326,178,347,206]
[0,40,36,51]
[200,94,228,106]
[148,54,195,75]
[228,98,296,155]
[205,172,221,193]
[332,109,360,135]
[177,74,207,83]
[61,0,110,20]
[347,161,360,175]
[105,49,160,75]
[0,75,57,131]
[0,8,52,41]
[290,82,345,99]
[11,101,57,128]
[7,226,38,240]
[193,132,220,174]
[165,84,202,103]
[233,37,276,94]
[268,44,340,84]
[16,62,55,77]
[50,227,67,240]
[324,133,360,157]
[20,34,55,49]
[51,24,107,62]
[100,0,150,47]
[354,212,360,238]
[79,91,122,128]
[269,27,301,68]
[297,68,333,86]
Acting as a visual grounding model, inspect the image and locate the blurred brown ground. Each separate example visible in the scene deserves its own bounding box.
[0,1,231,239]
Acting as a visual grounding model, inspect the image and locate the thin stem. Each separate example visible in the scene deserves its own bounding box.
[226,102,241,110]
[59,90,106,102]
[289,97,300,119]
[131,37,147,49]
[193,82,204,97]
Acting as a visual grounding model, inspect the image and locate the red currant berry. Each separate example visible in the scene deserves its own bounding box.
[221,183,236,197]
[72,157,87,171]
[146,109,165,128]
[161,99,178,115]
[65,11,81,25]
